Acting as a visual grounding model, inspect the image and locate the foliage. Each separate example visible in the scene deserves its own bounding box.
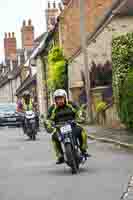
[48,46,67,91]
[112,33,133,104]
[112,32,133,128]
[119,70,133,129]
[95,101,107,113]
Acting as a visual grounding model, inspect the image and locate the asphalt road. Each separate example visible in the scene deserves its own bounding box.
[0,127,133,200]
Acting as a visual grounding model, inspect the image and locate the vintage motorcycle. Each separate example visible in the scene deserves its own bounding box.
[55,120,88,174]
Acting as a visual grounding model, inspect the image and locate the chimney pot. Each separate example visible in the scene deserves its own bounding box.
[5,33,7,38]
[8,32,11,38]
[28,19,32,26]
[48,1,50,8]
[58,3,63,11]
[23,20,26,26]
[12,32,15,38]
[53,1,56,8]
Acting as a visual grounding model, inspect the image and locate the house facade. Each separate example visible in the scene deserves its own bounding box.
[59,0,132,102]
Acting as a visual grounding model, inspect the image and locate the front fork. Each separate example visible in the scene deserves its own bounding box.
[59,132,77,162]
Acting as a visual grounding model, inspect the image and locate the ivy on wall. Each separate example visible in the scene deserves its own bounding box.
[112,32,133,129]
[47,46,68,91]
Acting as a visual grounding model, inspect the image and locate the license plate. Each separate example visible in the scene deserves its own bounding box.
[29,119,35,123]
[8,118,16,121]
[64,138,71,143]
[60,124,72,133]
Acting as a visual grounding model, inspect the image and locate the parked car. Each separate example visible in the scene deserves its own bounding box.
[0,103,23,127]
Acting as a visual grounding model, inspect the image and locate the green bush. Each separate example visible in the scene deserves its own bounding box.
[112,32,133,129]
[96,101,107,113]
[120,70,133,129]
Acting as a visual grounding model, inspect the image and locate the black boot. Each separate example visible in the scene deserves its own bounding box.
[81,150,91,158]
[56,156,64,164]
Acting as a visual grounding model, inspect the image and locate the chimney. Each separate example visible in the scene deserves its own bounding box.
[4,32,17,62]
[21,19,34,49]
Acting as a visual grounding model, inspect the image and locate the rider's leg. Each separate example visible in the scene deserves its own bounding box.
[22,119,26,134]
[72,125,88,155]
[51,133,64,164]
[35,114,40,131]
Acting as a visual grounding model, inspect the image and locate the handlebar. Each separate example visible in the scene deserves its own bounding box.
[54,120,76,128]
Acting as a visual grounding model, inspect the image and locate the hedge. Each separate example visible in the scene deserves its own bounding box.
[112,32,133,128]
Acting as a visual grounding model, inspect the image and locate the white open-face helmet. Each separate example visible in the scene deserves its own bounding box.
[23,90,31,97]
[53,89,68,102]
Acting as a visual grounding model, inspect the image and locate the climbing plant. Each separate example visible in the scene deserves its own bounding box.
[112,32,133,128]
[47,46,68,91]
[119,69,133,129]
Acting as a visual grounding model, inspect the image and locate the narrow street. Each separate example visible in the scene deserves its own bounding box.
[0,127,132,200]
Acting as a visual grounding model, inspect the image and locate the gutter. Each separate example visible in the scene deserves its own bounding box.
[70,0,127,61]
[86,0,127,46]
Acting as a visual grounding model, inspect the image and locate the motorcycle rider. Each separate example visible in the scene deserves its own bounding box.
[16,96,23,112]
[45,89,89,164]
[21,91,39,132]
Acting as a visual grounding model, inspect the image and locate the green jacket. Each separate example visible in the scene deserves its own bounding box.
[45,102,82,133]
[22,99,33,111]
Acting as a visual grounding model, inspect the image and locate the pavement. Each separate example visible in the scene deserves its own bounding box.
[86,125,133,200]
[0,127,133,199]
[86,125,133,150]
[120,175,133,200]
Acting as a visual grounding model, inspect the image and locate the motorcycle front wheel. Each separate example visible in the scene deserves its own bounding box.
[65,143,79,174]
[32,133,36,140]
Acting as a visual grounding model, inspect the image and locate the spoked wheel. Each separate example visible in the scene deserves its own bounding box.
[65,143,79,174]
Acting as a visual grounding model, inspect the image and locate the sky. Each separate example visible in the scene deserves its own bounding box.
[0,0,61,62]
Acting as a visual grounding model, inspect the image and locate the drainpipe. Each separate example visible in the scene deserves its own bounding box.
[79,0,93,123]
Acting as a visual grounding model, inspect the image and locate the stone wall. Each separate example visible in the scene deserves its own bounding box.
[91,86,120,127]
[0,76,21,103]
[36,57,47,116]
[69,16,133,93]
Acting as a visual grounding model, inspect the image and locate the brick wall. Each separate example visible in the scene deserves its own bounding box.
[60,0,113,59]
